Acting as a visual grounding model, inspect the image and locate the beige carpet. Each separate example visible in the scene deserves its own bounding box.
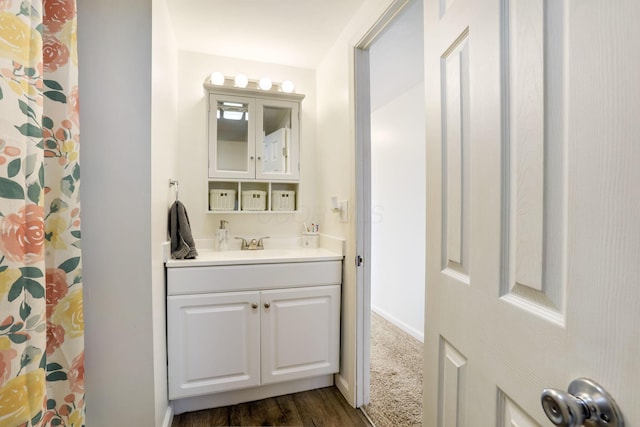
[362,312,423,427]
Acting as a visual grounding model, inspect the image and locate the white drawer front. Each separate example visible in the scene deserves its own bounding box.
[167,260,342,295]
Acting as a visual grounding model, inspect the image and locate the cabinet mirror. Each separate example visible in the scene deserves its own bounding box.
[208,90,302,181]
[215,99,252,173]
[258,102,297,177]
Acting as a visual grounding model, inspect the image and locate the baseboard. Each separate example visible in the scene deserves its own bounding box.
[371,306,424,342]
[172,375,333,415]
[161,405,174,427]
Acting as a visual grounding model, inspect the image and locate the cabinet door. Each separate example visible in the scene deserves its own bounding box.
[260,285,340,385]
[208,93,256,179]
[255,98,300,180]
[167,291,260,399]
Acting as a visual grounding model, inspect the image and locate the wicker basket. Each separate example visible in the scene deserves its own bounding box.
[209,189,236,211]
[271,190,295,211]
[241,190,267,211]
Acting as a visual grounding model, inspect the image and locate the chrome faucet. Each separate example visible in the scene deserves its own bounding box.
[235,236,270,250]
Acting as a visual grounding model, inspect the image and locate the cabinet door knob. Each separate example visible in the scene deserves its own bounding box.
[251,303,258,309]
[264,302,271,309]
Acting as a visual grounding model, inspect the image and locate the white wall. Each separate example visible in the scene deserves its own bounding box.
[176,52,319,240]
[151,0,179,424]
[369,0,425,341]
[79,0,176,424]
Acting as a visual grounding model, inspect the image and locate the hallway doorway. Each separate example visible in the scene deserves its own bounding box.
[355,0,425,423]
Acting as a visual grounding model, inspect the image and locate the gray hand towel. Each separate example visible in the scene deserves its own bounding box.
[168,200,198,259]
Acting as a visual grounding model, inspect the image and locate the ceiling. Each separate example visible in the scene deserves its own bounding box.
[165,0,366,70]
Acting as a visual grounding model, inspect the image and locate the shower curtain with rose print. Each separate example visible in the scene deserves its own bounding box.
[0,0,84,426]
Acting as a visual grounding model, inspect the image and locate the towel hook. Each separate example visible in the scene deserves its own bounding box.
[169,179,179,202]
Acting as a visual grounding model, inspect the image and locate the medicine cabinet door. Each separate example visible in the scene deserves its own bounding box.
[208,93,256,179]
[255,99,300,180]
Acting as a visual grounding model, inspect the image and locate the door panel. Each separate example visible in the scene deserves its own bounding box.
[425,0,639,425]
[438,339,468,427]
[502,0,566,320]
[261,285,340,385]
[167,291,260,399]
[497,391,540,427]
[441,28,470,282]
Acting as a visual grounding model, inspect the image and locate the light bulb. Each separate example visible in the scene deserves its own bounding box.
[234,74,248,88]
[259,77,272,90]
[211,71,225,85]
[281,80,295,93]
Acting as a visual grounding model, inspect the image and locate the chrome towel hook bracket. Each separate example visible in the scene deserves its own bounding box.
[169,179,179,202]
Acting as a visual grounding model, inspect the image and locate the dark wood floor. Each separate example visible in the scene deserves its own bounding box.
[171,386,372,427]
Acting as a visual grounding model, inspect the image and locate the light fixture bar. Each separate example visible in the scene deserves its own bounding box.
[209,71,296,94]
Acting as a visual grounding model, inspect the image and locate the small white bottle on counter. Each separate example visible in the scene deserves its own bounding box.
[217,220,229,250]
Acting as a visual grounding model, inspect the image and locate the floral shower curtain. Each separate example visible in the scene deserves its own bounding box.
[0,0,84,426]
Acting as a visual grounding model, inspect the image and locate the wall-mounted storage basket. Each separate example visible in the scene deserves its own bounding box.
[241,190,267,211]
[271,190,295,211]
[209,189,236,211]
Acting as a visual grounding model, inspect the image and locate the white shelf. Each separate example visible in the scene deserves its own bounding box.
[207,180,299,213]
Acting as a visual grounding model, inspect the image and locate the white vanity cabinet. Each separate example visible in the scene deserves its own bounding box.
[166,260,341,401]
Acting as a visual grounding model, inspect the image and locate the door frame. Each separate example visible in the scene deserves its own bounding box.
[353,0,411,407]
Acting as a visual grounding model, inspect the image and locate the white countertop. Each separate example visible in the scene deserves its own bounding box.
[164,235,345,268]
[166,248,343,267]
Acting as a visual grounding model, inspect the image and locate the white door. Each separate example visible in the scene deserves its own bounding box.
[424,0,640,425]
[261,285,340,385]
[262,128,288,174]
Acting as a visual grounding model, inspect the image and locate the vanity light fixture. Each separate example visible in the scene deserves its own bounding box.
[281,80,295,93]
[259,77,273,91]
[234,74,249,88]
[211,71,225,85]
[210,72,295,93]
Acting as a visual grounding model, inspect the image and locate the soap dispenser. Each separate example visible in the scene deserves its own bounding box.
[217,220,229,250]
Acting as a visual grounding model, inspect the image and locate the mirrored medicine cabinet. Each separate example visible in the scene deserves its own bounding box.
[204,81,305,213]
